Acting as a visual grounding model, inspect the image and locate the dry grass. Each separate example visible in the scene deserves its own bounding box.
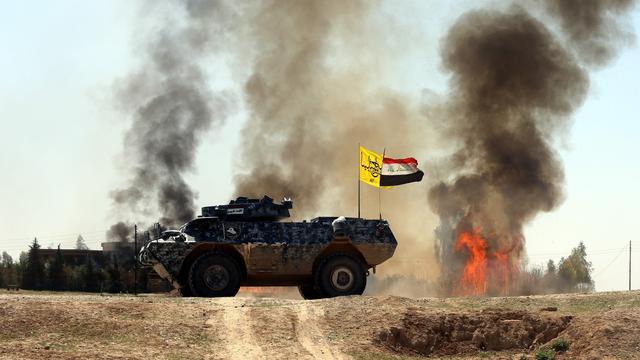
[0,290,638,359]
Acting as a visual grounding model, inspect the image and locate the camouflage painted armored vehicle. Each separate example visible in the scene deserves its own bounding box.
[139,196,397,299]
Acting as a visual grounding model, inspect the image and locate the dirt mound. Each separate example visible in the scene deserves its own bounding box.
[559,308,640,359]
[377,308,572,356]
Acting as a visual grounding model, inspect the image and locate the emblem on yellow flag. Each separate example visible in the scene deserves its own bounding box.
[359,146,383,188]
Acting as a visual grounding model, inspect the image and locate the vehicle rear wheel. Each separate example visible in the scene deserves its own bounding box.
[315,253,366,298]
[189,251,241,297]
[298,283,323,300]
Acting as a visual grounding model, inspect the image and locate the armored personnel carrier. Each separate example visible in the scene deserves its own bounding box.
[139,196,397,299]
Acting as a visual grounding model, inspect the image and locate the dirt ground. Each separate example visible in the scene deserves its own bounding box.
[0,290,638,359]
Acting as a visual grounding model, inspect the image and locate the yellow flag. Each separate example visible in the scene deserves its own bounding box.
[359,146,383,187]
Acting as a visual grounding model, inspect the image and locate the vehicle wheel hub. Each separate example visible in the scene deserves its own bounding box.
[331,266,354,291]
[203,264,229,291]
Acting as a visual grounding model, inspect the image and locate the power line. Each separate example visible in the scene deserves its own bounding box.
[1,230,107,242]
[527,247,627,256]
[592,246,628,279]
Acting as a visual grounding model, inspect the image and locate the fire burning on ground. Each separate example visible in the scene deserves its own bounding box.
[454,228,487,296]
[454,227,520,296]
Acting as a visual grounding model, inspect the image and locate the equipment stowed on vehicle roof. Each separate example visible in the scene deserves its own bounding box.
[200,196,293,221]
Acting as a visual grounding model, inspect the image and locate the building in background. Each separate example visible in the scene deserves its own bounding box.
[39,242,169,293]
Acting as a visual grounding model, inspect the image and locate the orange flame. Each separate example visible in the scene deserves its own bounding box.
[454,228,519,296]
[491,250,510,295]
[454,227,487,295]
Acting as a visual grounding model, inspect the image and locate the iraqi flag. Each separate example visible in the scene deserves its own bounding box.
[380,157,424,186]
[359,146,424,187]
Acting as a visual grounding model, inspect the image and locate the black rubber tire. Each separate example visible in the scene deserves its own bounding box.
[315,253,367,298]
[188,251,241,297]
[298,283,323,300]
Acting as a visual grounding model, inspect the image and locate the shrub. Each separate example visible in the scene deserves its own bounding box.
[535,346,555,360]
[551,337,570,352]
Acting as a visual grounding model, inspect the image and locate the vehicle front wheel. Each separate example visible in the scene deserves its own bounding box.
[315,253,366,298]
[298,283,323,300]
[189,251,241,297]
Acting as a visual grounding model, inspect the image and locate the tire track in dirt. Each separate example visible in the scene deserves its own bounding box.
[247,303,310,359]
[206,299,264,360]
[295,303,347,359]
[207,298,347,359]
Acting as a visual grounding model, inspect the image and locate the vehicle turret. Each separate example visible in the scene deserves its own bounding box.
[200,195,292,221]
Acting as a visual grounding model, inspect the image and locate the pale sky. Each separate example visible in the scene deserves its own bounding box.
[0,1,638,291]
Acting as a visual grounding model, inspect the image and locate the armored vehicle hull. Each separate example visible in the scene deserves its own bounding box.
[139,196,397,299]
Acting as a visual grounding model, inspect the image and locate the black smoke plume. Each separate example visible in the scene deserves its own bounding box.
[544,0,636,67]
[106,222,132,243]
[111,1,233,227]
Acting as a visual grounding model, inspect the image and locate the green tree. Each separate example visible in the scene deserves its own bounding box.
[541,259,559,293]
[83,258,99,292]
[108,257,124,293]
[558,242,594,292]
[47,245,66,291]
[17,251,27,286]
[546,259,556,275]
[0,251,13,287]
[65,264,83,291]
[1,252,12,267]
[23,238,45,290]
[75,235,89,250]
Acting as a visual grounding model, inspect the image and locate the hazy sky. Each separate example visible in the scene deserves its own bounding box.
[1,1,638,291]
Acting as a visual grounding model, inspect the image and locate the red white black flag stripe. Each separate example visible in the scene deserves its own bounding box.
[380,157,424,186]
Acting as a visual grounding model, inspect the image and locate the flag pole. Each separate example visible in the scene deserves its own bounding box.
[379,148,385,220]
[358,143,361,218]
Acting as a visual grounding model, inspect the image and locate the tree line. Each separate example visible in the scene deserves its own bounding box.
[0,237,151,293]
[519,241,595,294]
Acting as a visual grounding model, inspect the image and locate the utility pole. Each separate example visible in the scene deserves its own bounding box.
[630,240,632,291]
[134,224,138,296]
